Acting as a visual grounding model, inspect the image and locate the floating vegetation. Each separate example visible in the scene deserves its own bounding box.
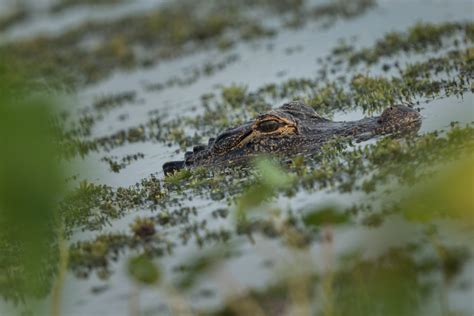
[0,0,377,89]
[101,153,145,173]
[0,6,28,32]
[50,0,129,14]
[184,47,472,136]
[143,54,240,92]
[54,43,472,160]
[130,217,156,239]
[59,123,474,279]
[332,21,474,65]
[93,90,137,112]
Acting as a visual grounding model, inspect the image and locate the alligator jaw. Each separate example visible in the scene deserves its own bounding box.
[163,160,185,175]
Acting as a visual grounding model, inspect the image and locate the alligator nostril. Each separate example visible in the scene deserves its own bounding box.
[184,151,193,160]
[208,138,215,146]
[193,144,207,153]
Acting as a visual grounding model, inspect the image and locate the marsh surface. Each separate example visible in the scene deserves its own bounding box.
[0,0,473,315]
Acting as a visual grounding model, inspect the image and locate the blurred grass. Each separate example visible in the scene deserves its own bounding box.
[209,148,474,316]
[0,61,66,312]
[401,155,474,223]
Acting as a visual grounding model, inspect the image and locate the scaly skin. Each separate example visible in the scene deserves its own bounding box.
[163,101,422,175]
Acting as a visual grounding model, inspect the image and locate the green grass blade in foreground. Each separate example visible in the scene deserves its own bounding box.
[0,77,67,314]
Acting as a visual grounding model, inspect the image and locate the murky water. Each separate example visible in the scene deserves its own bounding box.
[1,0,473,315]
[1,0,168,41]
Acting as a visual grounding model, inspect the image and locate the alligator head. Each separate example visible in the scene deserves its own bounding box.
[163,101,421,175]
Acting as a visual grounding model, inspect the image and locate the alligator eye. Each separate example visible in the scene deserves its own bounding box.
[257,120,281,133]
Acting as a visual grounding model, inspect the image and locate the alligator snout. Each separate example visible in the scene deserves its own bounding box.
[377,105,422,133]
[211,123,253,153]
[163,160,185,175]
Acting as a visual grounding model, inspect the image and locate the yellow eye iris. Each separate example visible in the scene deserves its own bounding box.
[257,120,281,133]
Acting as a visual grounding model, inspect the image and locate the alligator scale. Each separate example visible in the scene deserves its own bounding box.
[163,101,421,175]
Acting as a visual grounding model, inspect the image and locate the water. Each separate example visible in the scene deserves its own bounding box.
[1,0,473,315]
[1,0,168,41]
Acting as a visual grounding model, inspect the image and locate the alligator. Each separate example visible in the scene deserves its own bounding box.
[163,101,421,175]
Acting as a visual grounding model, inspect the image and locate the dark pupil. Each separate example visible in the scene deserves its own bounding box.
[257,120,281,133]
